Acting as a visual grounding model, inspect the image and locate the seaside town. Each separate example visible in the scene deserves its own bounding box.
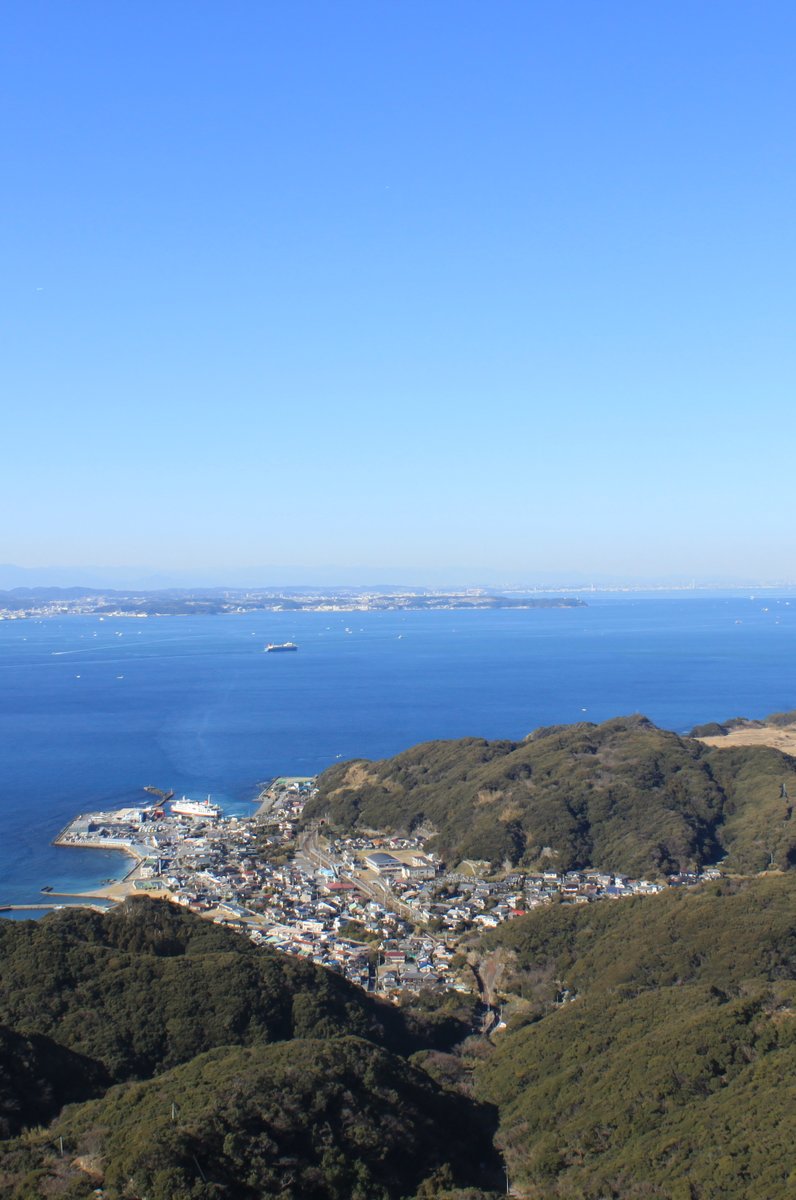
[43,780,724,1000]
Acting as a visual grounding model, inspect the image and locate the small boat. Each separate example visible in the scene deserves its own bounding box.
[265,642,298,652]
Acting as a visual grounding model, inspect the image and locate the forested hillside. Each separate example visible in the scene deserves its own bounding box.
[1,1038,500,1200]
[0,901,500,1199]
[1,881,795,1198]
[305,716,796,874]
[0,900,473,1081]
[473,874,796,1199]
[0,1025,109,1139]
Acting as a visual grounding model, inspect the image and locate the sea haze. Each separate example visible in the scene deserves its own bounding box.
[1,596,794,906]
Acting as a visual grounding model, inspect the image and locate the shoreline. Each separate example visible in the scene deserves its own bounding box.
[9,709,796,915]
[4,777,313,914]
[48,817,152,904]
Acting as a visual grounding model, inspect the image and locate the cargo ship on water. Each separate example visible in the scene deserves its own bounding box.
[265,642,298,652]
[170,796,222,820]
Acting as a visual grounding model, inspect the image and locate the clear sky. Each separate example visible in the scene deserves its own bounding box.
[2,1,795,586]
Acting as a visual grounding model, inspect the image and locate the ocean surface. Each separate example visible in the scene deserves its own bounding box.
[1,595,795,907]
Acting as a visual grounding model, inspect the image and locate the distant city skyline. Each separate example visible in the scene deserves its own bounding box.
[3,3,795,580]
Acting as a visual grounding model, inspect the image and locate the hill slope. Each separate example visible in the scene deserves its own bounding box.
[0,901,499,1199]
[0,900,473,1082]
[1,881,795,1198]
[305,715,796,874]
[474,874,796,1199]
[0,1025,109,1139]
[0,1037,501,1200]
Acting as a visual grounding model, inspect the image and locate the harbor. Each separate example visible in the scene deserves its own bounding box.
[3,774,728,1000]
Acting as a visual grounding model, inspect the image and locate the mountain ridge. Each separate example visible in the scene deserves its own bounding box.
[304,715,796,875]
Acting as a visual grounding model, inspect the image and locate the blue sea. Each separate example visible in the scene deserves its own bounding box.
[1,595,795,907]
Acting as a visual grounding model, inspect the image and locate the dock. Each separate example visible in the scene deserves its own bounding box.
[0,903,110,915]
[52,813,149,863]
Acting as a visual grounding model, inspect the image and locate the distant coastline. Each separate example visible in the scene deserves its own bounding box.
[0,587,586,620]
[4,595,796,909]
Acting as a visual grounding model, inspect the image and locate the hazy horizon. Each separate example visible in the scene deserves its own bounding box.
[2,562,796,594]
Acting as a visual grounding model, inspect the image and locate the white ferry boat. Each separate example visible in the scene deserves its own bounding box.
[170,796,222,820]
[265,642,298,652]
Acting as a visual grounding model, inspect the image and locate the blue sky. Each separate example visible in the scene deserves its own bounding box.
[2,1,795,585]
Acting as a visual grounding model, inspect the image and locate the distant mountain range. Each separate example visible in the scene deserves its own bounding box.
[2,563,794,591]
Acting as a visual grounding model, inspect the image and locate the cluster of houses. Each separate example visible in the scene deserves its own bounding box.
[387,866,722,932]
[57,791,461,993]
[55,779,725,1000]
[317,825,724,935]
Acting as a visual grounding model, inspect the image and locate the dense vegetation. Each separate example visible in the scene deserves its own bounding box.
[0,901,499,1199]
[0,1026,109,1139]
[305,715,796,874]
[1,1038,500,1199]
[0,900,474,1082]
[2,880,795,1197]
[474,874,796,1198]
